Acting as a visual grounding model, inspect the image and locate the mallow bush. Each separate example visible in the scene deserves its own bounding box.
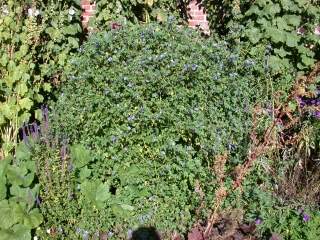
[38,23,265,238]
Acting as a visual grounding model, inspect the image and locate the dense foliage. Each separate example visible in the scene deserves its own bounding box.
[0,0,83,158]
[202,0,320,73]
[37,23,263,238]
[91,0,188,29]
[0,1,319,239]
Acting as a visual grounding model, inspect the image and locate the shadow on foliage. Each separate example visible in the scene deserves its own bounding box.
[130,227,161,240]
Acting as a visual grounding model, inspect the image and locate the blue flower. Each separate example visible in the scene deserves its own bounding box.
[191,64,198,71]
[244,59,255,68]
[111,135,117,143]
[128,115,135,122]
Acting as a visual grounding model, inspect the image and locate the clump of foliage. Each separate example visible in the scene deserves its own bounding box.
[0,0,84,158]
[0,141,43,240]
[91,0,189,29]
[202,0,320,73]
[37,22,264,238]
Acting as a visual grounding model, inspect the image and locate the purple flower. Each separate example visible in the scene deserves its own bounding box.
[255,218,263,225]
[22,124,28,144]
[60,143,67,161]
[314,26,320,36]
[41,105,49,132]
[31,122,40,139]
[35,195,41,206]
[297,27,306,35]
[313,111,320,119]
[303,213,311,222]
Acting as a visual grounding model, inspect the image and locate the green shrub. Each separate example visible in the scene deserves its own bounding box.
[38,23,264,238]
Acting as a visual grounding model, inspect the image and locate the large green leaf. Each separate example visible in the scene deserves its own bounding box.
[245,27,262,44]
[285,33,300,47]
[15,143,31,162]
[0,224,31,240]
[284,15,301,27]
[81,180,110,209]
[95,182,110,202]
[23,209,43,229]
[266,27,286,43]
[6,165,27,186]
[0,200,18,229]
[70,144,91,168]
[10,184,39,208]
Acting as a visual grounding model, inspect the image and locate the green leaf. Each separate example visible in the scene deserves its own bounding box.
[301,55,315,66]
[284,15,301,27]
[43,83,52,92]
[34,109,42,122]
[245,27,262,44]
[95,182,110,202]
[16,83,28,96]
[18,98,33,111]
[274,47,290,58]
[285,33,300,47]
[266,27,286,43]
[0,177,6,201]
[0,227,29,240]
[70,144,91,168]
[6,165,27,186]
[15,143,31,162]
[68,37,79,48]
[120,204,134,211]
[288,102,297,111]
[245,5,261,16]
[23,209,43,228]
[79,166,91,181]
[0,200,18,229]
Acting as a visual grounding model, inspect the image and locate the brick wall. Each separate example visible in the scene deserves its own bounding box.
[80,0,209,34]
[81,0,96,28]
[187,0,209,34]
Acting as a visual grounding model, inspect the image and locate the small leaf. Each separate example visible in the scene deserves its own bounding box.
[120,204,134,211]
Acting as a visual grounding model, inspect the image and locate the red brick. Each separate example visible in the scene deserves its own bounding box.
[190,15,205,21]
[81,4,91,10]
[82,12,93,17]
[81,0,91,5]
